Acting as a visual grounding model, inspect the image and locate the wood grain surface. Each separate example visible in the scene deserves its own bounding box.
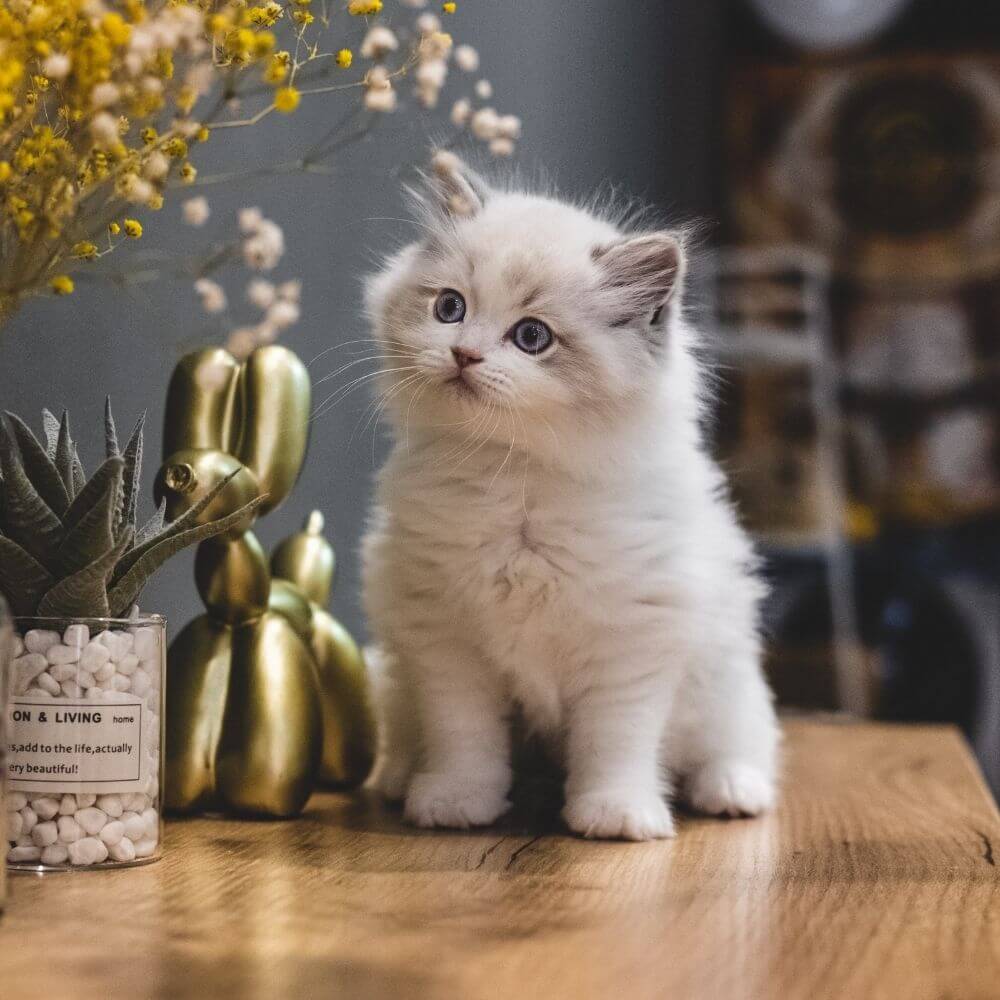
[2,719,999,1000]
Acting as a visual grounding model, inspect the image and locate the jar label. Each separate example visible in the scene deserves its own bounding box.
[6,697,148,794]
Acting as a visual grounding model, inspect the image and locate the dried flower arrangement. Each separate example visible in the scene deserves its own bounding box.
[0,0,520,326]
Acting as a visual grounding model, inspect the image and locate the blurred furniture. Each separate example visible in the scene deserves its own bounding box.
[2,720,997,1000]
[703,246,869,715]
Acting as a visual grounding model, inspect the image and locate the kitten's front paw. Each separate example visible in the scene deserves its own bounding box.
[365,754,414,802]
[563,789,676,841]
[404,772,511,829]
[686,761,775,818]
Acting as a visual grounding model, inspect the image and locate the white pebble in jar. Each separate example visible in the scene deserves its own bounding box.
[6,620,164,870]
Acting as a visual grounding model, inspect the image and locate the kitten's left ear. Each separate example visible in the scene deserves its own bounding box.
[592,232,685,326]
[430,150,489,218]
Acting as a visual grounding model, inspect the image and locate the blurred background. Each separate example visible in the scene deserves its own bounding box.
[3,1,999,789]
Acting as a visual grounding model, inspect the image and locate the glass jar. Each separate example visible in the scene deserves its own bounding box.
[5,616,164,871]
[0,597,11,905]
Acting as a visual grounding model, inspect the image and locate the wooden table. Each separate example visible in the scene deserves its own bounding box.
[2,719,999,1000]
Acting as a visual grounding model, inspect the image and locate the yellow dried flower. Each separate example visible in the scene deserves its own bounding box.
[348,0,382,14]
[0,162,11,183]
[263,56,288,83]
[274,86,300,113]
[253,32,276,56]
[442,1,456,11]
[50,275,74,295]
[141,127,158,145]
[292,10,314,25]
[71,241,98,259]
[123,218,143,238]
[101,13,132,46]
[336,48,353,69]
[164,137,188,158]
[196,126,211,143]
[109,222,121,236]
[32,75,50,91]
[180,162,197,183]
[148,192,163,210]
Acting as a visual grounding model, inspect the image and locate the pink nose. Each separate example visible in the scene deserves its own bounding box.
[451,347,484,370]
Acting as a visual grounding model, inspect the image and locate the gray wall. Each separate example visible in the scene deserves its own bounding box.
[0,0,721,642]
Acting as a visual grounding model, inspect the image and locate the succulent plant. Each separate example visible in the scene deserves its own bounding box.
[0,400,264,619]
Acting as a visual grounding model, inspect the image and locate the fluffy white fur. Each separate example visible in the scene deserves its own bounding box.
[360,155,779,840]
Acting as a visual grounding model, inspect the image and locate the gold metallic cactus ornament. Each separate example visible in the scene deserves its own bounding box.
[158,346,375,818]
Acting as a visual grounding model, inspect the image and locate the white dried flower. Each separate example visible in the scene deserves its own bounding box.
[142,150,170,181]
[242,218,285,270]
[184,61,215,96]
[239,207,264,233]
[247,279,276,310]
[194,278,227,314]
[495,114,522,140]
[416,58,448,89]
[470,106,499,140]
[121,173,154,204]
[360,25,399,60]
[364,67,397,113]
[489,137,515,157]
[451,98,471,126]
[419,30,453,61]
[475,78,493,100]
[42,53,71,80]
[140,75,163,96]
[182,196,210,226]
[226,328,259,360]
[90,111,119,147]
[416,13,441,34]
[454,44,479,73]
[91,81,120,108]
[277,279,302,303]
[400,0,427,6]
[266,300,300,329]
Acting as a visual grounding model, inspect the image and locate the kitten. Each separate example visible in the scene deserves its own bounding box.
[360,153,779,840]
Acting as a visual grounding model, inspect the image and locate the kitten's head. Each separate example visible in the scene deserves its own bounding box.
[365,153,687,449]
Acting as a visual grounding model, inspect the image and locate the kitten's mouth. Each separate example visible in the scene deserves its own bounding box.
[444,374,478,398]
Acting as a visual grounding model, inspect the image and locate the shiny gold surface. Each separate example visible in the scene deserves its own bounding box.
[234,347,311,516]
[159,346,374,819]
[154,448,261,534]
[268,578,314,644]
[195,534,270,625]
[270,510,336,606]
[162,348,241,456]
[215,614,323,817]
[311,606,375,787]
[164,616,232,814]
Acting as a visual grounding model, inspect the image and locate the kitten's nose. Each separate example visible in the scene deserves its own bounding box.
[451,347,484,370]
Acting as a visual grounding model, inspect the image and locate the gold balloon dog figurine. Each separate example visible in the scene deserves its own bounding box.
[157,346,375,818]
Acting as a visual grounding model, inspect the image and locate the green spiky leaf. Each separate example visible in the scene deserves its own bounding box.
[71,446,86,496]
[107,497,264,617]
[56,465,120,577]
[2,412,70,517]
[135,498,166,547]
[62,456,124,535]
[54,410,74,497]
[42,409,60,459]
[0,429,63,570]
[0,535,54,616]
[38,527,133,618]
[119,411,144,536]
[112,469,246,583]
[104,396,119,459]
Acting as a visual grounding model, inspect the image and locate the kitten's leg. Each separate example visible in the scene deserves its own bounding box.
[680,650,779,818]
[562,676,675,841]
[403,642,512,829]
[364,646,419,802]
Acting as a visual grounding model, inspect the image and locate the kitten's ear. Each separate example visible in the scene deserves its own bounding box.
[592,232,685,326]
[429,150,489,218]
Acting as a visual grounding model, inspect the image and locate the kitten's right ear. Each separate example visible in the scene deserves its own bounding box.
[429,150,488,218]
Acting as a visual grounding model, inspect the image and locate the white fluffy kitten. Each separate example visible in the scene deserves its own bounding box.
[361,154,779,840]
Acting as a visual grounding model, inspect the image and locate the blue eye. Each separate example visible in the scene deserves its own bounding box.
[434,289,466,323]
[510,318,553,355]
